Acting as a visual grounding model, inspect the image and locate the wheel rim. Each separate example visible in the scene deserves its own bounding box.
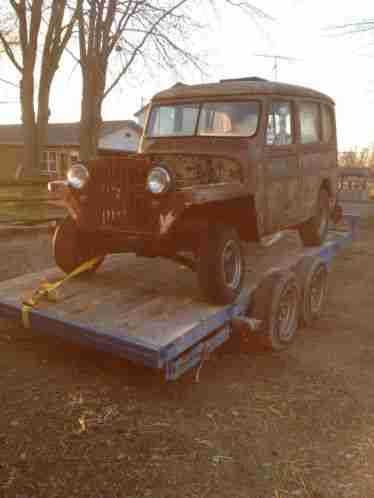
[222,239,242,290]
[276,282,298,342]
[309,265,326,314]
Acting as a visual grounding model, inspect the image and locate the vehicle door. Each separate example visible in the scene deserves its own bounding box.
[263,100,301,233]
[297,100,325,221]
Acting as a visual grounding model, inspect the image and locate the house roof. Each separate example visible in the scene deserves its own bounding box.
[134,103,150,117]
[0,120,143,146]
[152,79,335,105]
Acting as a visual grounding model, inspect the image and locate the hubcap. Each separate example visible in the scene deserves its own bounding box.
[277,282,298,342]
[222,239,242,290]
[309,266,326,314]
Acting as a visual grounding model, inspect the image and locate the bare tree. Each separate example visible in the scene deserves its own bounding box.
[0,0,81,178]
[333,20,374,36]
[76,0,270,161]
[339,147,374,169]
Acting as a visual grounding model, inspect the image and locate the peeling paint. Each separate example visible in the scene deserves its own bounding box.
[159,211,176,235]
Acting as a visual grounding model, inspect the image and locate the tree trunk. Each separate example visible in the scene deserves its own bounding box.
[79,64,105,162]
[20,68,40,181]
[37,72,52,174]
[79,54,107,162]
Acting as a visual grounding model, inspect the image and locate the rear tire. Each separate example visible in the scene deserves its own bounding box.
[299,189,330,246]
[294,256,328,327]
[53,217,104,275]
[197,226,244,305]
[250,269,300,351]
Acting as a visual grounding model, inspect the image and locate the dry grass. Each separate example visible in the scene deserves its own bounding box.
[0,200,65,224]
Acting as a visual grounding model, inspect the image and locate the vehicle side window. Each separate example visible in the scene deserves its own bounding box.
[299,102,320,144]
[266,102,293,146]
[321,104,335,143]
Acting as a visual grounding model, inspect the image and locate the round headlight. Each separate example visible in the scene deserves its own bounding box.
[67,164,90,189]
[147,166,172,194]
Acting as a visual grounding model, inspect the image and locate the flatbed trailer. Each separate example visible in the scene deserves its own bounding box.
[0,217,357,380]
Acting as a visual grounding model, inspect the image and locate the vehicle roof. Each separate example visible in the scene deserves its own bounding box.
[152,79,335,105]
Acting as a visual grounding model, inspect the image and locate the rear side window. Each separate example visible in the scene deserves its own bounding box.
[322,104,335,143]
[266,102,293,145]
[299,102,320,144]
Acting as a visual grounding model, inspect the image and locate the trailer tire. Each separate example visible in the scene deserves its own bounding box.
[53,217,104,275]
[294,256,328,327]
[250,269,300,351]
[299,188,330,247]
[197,225,244,305]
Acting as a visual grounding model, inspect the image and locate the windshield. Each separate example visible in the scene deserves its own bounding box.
[146,101,260,137]
[146,104,199,136]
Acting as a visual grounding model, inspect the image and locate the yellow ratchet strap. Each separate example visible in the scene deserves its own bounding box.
[21,257,102,328]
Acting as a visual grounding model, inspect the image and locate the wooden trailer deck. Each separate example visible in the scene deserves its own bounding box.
[0,220,356,380]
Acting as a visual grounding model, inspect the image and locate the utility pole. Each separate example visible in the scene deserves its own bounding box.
[254,53,299,81]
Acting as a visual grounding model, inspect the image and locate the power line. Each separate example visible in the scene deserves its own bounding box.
[253,53,300,81]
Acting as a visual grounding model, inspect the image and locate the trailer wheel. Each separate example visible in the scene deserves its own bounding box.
[294,256,328,327]
[250,270,300,351]
[299,188,330,246]
[197,225,244,305]
[53,217,104,275]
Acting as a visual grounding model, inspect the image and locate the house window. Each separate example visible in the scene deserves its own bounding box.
[41,151,58,174]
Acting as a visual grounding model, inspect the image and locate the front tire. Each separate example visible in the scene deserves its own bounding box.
[53,217,104,275]
[299,188,330,247]
[197,226,244,305]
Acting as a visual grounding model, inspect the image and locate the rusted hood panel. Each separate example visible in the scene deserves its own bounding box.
[140,135,250,163]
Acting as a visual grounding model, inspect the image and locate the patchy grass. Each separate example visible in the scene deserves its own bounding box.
[0,201,66,224]
[0,184,55,202]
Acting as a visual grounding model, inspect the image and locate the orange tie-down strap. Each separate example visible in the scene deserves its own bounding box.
[21,257,102,328]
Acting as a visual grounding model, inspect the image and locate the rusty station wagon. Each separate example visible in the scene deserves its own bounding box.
[49,77,338,305]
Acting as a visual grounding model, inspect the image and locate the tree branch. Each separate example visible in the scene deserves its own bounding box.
[103,0,189,98]
[0,30,22,71]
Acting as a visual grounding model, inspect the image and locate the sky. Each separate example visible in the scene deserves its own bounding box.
[0,0,373,150]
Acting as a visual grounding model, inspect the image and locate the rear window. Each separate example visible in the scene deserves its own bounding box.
[299,102,320,144]
[322,105,335,143]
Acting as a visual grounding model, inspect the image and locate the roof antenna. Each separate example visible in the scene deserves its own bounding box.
[253,53,300,81]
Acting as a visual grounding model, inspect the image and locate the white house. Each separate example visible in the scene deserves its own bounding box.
[99,120,143,151]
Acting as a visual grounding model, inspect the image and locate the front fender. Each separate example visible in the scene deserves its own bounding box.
[157,183,249,235]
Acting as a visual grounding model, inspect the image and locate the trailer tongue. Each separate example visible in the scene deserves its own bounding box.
[0,220,355,381]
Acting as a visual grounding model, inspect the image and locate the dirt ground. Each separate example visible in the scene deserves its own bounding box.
[1,221,374,498]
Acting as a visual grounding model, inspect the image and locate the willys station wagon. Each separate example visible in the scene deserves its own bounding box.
[49,77,339,305]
